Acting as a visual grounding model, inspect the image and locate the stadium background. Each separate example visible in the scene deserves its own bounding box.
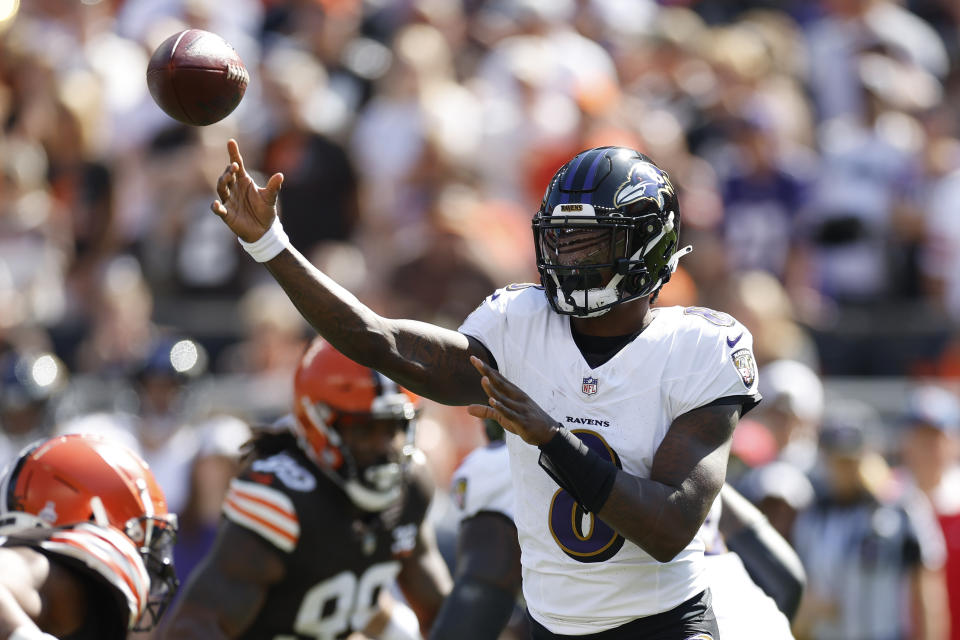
[0,0,959,637]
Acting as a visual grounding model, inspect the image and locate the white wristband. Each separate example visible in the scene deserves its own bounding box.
[9,625,58,640]
[238,216,290,263]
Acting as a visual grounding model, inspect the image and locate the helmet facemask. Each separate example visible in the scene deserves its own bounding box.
[534,209,684,317]
[101,478,179,632]
[127,512,179,631]
[299,393,418,512]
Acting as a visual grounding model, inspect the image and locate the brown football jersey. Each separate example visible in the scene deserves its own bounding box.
[222,436,432,640]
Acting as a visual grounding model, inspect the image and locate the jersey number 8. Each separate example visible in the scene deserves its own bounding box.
[547,430,625,563]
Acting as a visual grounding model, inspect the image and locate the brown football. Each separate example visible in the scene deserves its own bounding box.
[146,29,249,126]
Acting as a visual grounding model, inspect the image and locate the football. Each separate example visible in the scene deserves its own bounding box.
[146,29,249,126]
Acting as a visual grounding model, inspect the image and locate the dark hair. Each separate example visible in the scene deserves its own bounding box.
[240,427,299,465]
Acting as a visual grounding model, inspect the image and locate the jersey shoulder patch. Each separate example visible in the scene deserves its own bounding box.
[223,475,302,553]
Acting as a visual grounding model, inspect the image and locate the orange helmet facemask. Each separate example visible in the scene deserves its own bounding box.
[0,434,179,631]
[293,338,420,512]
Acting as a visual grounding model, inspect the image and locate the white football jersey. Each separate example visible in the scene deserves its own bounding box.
[705,552,795,639]
[459,284,760,634]
[451,440,515,522]
[450,441,793,639]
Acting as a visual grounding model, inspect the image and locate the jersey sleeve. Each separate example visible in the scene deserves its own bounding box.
[458,284,539,369]
[450,443,514,523]
[663,307,762,419]
[222,472,302,554]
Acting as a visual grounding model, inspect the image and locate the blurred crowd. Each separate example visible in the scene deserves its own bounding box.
[2,0,960,637]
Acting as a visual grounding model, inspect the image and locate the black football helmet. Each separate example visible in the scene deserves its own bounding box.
[532,147,690,317]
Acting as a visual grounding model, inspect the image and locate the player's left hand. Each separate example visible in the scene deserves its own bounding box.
[467,356,558,446]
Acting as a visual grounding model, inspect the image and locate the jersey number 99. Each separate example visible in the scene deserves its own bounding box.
[276,561,401,640]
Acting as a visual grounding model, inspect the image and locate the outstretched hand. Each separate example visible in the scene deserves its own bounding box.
[467,356,558,446]
[211,139,285,243]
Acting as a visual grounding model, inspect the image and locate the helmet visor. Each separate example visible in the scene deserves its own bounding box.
[539,225,628,268]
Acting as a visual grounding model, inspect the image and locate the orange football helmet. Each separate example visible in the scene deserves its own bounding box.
[293,337,420,511]
[0,433,179,630]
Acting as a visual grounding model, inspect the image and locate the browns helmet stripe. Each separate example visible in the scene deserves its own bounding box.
[44,524,150,628]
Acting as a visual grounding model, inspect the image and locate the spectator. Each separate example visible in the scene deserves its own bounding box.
[0,347,68,465]
[381,188,500,329]
[717,109,815,280]
[792,399,948,640]
[895,385,960,640]
[718,270,820,367]
[738,460,816,541]
[921,166,960,321]
[259,44,361,257]
[755,358,826,474]
[216,281,309,376]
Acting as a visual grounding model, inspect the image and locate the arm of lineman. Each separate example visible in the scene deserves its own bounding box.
[382,524,452,638]
[0,547,88,640]
[469,356,737,563]
[429,512,522,640]
[717,484,806,621]
[211,139,489,406]
[157,522,285,639]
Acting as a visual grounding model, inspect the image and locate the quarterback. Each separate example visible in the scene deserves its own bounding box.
[212,142,760,638]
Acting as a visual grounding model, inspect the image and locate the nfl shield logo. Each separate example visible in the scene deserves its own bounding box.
[582,376,598,396]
